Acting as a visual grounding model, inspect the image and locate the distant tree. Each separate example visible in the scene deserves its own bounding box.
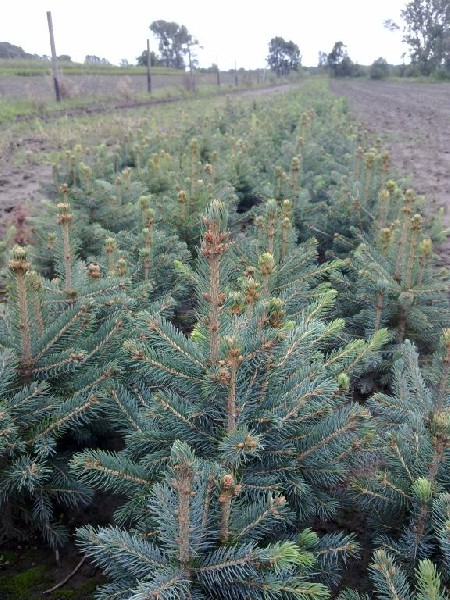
[370,57,390,79]
[84,55,111,65]
[267,36,301,76]
[58,54,72,63]
[136,49,160,67]
[149,20,198,69]
[318,50,328,67]
[401,0,450,74]
[0,41,32,59]
[185,36,201,72]
[383,18,401,31]
[327,41,355,76]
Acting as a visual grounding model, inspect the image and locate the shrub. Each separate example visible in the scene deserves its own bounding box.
[370,58,389,80]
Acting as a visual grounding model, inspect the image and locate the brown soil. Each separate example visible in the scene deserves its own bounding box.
[0,140,52,257]
[329,79,450,262]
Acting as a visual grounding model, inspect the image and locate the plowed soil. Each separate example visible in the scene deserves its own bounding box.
[329,79,450,263]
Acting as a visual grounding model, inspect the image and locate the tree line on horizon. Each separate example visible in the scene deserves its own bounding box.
[1,0,449,77]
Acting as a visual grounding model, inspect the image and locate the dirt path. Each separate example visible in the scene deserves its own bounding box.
[0,138,53,246]
[329,79,450,261]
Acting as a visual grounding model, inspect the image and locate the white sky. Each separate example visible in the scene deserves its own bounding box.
[1,1,409,68]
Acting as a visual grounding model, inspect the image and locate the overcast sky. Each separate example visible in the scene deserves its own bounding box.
[1,1,409,68]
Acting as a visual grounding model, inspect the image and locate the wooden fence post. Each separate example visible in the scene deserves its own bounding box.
[46,11,62,102]
[146,39,152,93]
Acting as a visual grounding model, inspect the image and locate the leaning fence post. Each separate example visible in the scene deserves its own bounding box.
[46,11,62,102]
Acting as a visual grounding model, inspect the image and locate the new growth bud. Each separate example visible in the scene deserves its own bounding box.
[8,246,30,274]
[412,477,433,502]
[258,253,275,277]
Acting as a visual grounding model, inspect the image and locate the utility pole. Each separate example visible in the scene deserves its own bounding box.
[234,61,238,86]
[146,38,152,93]
[46,11,62,102]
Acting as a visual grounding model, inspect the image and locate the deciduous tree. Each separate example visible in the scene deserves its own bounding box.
[327,41,355,76]
[401,0,450,73]
[149,20,199,69]
[136,49,160,67]
[267,36,301,76]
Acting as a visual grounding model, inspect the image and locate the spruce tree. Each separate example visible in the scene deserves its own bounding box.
[72,200,389,596]
[0,201,130,547]
[78,441,331,599]
[331,183,449,354]
[350,332,450,578]
[338,551,449,600]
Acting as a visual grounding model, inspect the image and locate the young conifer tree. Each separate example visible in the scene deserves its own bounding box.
[78,440,331,599]
[333,184,449,353]
[0,347,95,548]
[349,332,450,577]
[231,198,344,318]
[338,551,449,600]
[0,201,131,547]
[72,200,390,595]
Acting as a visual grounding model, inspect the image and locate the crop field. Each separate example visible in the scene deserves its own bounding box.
[0,77,449,599]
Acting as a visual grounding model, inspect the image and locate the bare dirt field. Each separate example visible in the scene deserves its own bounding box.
[329,79,450,262]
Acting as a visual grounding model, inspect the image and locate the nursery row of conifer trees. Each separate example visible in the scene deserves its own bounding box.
[0,81,449,598]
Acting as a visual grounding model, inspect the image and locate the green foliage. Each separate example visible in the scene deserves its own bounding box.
[78,441,330,599]
[0,350,94,547]
[149,20,199,70]
[72,200,383,595]
[0,41,35,59]
[135,49,160,67]
[0,207,131,545]
[267,37,302,76]
[340,552,449,599]
[333,182,449,355]
[350,335,450,576]
[0,77,448,597]
[370,57,390,80]
[327,42,356,77]
[401,0,450,75]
